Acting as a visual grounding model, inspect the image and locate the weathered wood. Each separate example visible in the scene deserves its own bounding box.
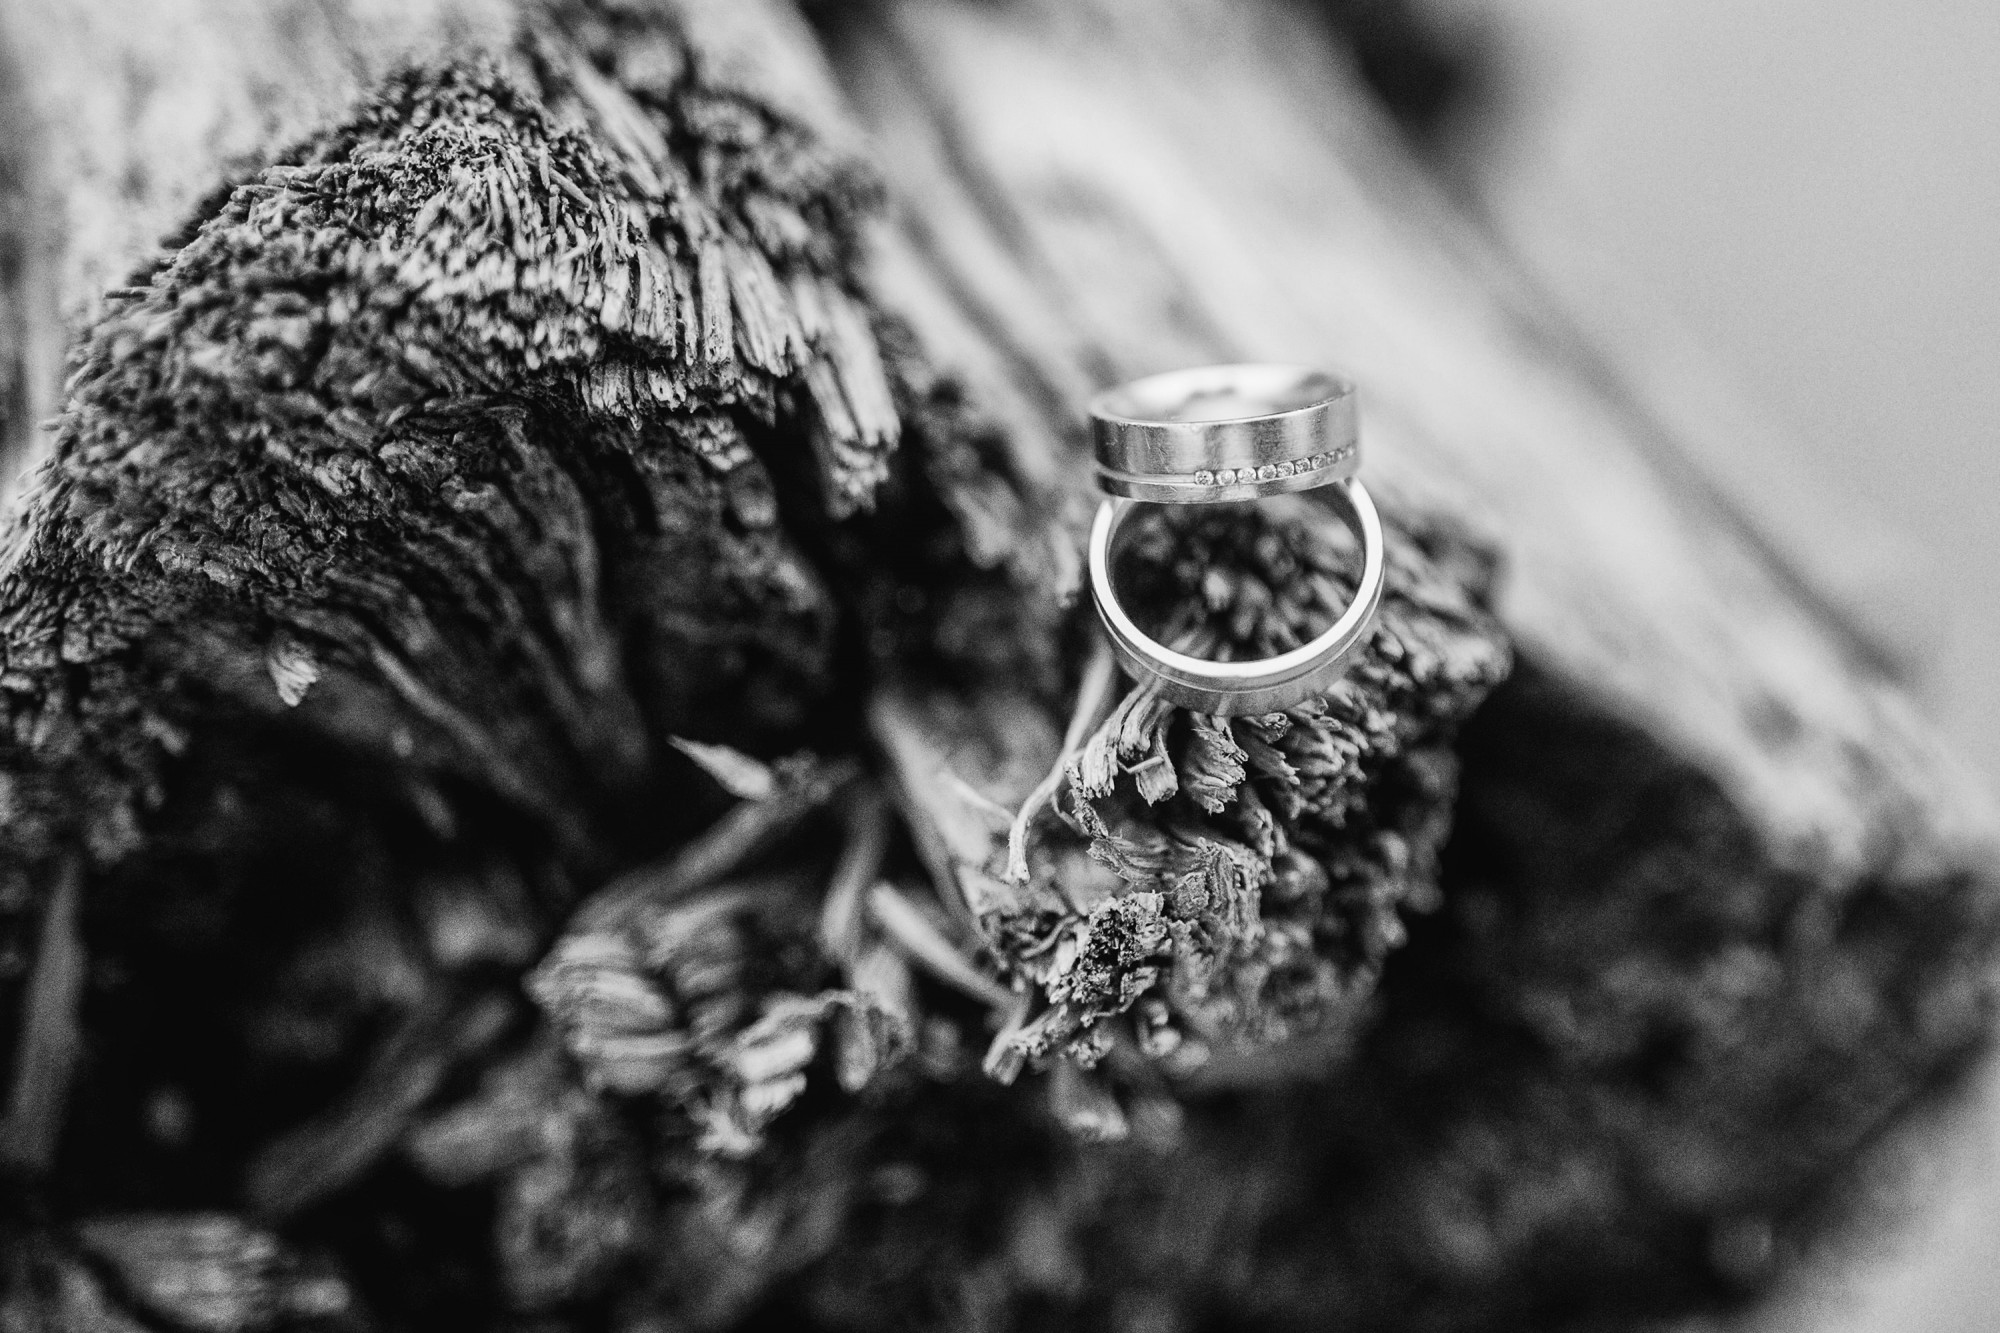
[0,0,903,1168]
[833,0,1993,871]
[0,0,521,485]
[0,0,1990,1331]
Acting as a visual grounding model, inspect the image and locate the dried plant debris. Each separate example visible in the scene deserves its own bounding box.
[878,498,1510,1084]
[509,677,1997,1333]
[530,870,913,1155]
[73,1215,356,1333]
[403,1040,653,1314]
[518,749,993,1164]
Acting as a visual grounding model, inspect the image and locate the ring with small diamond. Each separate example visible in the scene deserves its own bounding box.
[1089,363,1359,504]
[1194,441,1354,489]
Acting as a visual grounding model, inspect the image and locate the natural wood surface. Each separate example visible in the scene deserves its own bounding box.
[0,1,1991,1330]
[835,0,1993,866]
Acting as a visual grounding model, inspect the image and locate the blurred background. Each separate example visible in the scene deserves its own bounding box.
[1373,2,2000,1327]
[1405,0,2000,780]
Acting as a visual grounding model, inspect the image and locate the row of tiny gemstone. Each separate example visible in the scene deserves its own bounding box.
[1191,446,1351,487]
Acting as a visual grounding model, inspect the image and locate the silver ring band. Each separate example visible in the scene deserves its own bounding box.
[1088,478,1385,716]
[1090,363,1359,503]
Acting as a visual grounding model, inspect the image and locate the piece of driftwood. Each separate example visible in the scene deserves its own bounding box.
[0,1,1992,1331]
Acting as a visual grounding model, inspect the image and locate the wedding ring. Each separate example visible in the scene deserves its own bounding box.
[1089,363,1358,503]
[1086,364,1384,716]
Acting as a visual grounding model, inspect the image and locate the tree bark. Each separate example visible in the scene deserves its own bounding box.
[0,1,1991,1331]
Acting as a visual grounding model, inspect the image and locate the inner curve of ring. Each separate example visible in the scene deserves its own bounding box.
[1091,484,1383,686]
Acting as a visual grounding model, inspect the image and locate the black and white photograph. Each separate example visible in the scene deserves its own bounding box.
[1,2,1996,1330]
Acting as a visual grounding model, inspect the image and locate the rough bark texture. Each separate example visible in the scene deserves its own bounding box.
[0,2,1991,1333]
